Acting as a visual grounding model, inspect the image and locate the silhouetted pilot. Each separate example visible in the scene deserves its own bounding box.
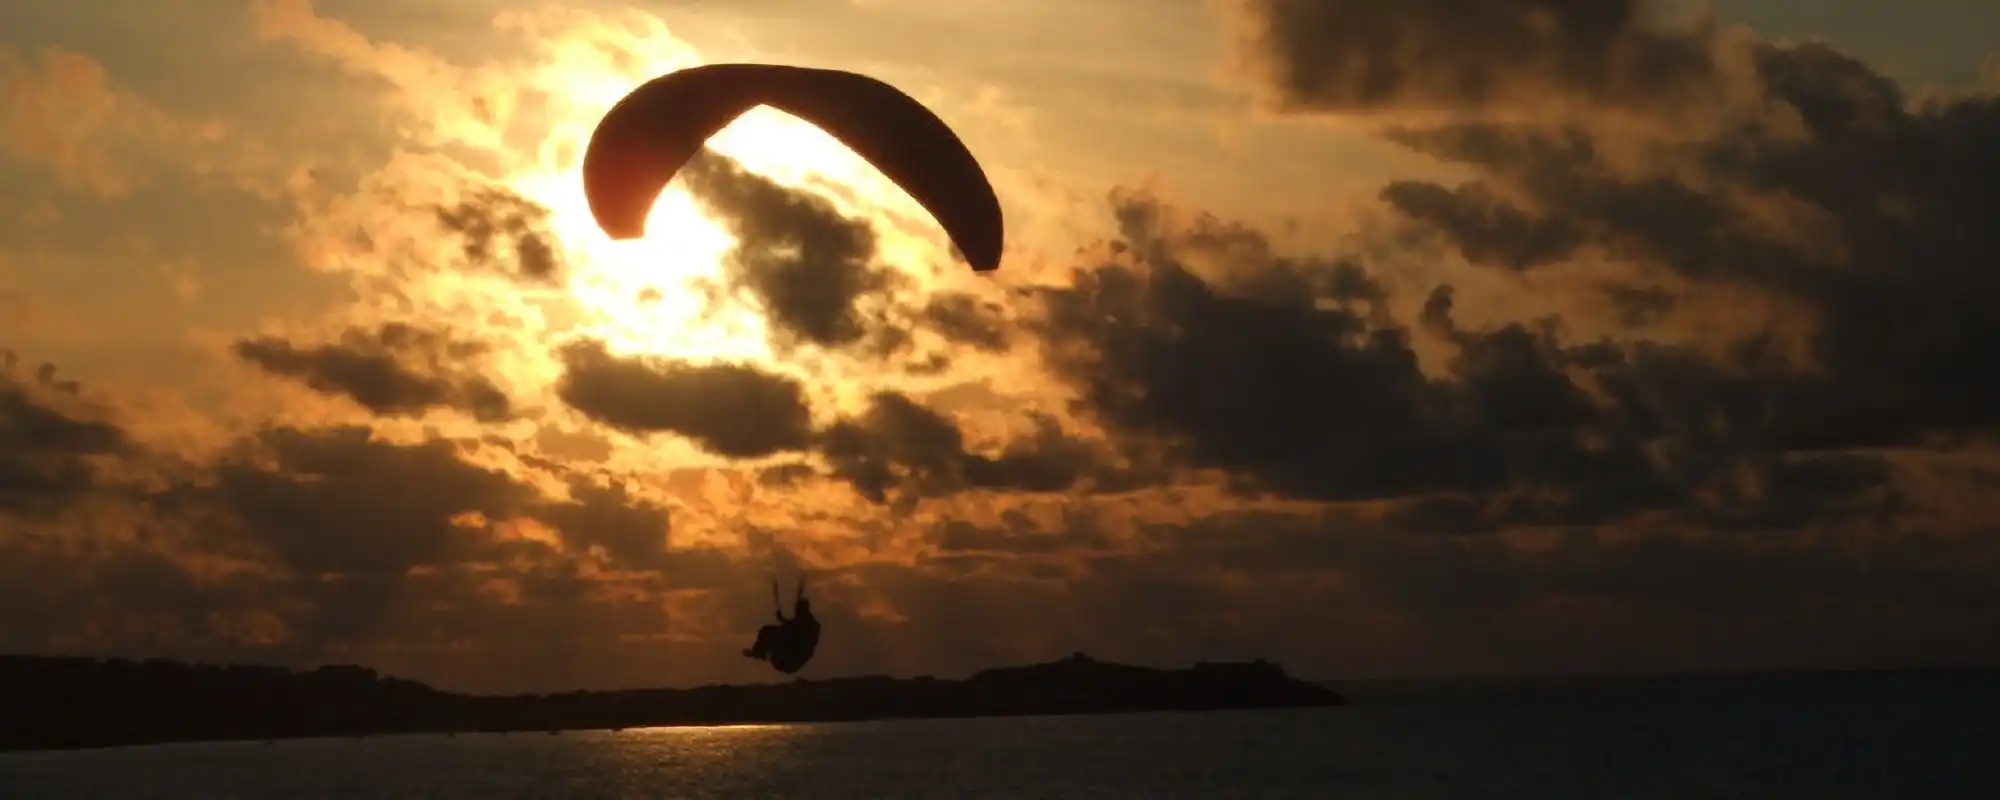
[743,578,820,674]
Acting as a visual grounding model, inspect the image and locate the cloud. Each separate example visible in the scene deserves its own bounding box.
[233,323,513,422]
[0,371,755,690]
[1,48,178,197]
[8,2,1998,693]
[1377,180,1585,270]
[677,151,1024,374]
[433,187,566,283]
[930,511,1113,556]
[248,0,499,148]
[281,158,567,286]
[531,475,675,571]
[1026,191,1910,536]
[553,339,1117,506]
[0,355,129,514]
[1078,509,2000,677]
[1220,0,1748,119]
[193,426,533,577]
[819,391,1114,508]
[0,263,83,344]
[681,151,902,351]
[1371,42,2000,450]
[555,339,816,459]
[918,291,1014,353]
[0,46,262,198]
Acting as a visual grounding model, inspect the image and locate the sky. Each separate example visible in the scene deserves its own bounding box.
[2,0,1997,694]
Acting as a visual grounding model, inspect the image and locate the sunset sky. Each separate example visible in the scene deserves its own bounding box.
[4,0,1997,694]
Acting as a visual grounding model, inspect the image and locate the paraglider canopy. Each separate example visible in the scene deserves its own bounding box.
[582,63,1005,272]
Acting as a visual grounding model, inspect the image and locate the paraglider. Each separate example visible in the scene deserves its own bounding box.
[581,63,1005,272]
[742,576,820,675]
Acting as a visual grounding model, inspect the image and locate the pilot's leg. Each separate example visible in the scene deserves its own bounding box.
[742,624,779,659]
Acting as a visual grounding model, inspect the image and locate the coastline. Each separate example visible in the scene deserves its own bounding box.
[0,652,1344,753]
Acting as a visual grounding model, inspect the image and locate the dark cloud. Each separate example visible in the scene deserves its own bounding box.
[531,475,673,571]
[1379,180,1585,270]
[0,527,754,694]
[433,186,564,281]
[0,354,128,513]
[554,339,815,459]
[739,503,2000,680]
[1376,40,2000,449]
[1064,5,2000,537]
[680,151,901,351]
[929,510,1113,556]
[0,538,277,664]
[1602,284,1676,329]
[234,323,512,422]
[9,490,1995,689]
[0,405,782,691]
[6,14,1998,693]
[1030,191,1909,532]
[1035,203,1482,502]
[755,461,818,487]
[919,291,1013,353]
[1086,509,2000,676]
[1224,0,1730,115]
[551,340,1113,506]
[819,392,1113,508]
[196,426,531,576]
[0,347,1981,693]
[170,425,678,583]
[182,427,753,661]
[677,151,1012,371]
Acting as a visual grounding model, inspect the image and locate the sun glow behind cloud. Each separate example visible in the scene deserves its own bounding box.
[243,0,1027,467]
[469,10,973,374]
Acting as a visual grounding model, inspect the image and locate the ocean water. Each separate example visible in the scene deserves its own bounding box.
[4,677,1997,799]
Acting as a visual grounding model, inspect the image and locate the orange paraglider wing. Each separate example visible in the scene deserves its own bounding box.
[582,63,1005,272]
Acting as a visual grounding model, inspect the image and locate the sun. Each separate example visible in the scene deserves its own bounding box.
[483,28,959,375]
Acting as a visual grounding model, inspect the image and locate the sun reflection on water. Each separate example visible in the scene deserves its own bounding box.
[616,723,802,740]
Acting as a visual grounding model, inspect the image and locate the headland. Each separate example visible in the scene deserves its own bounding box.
[0,652,1344,753]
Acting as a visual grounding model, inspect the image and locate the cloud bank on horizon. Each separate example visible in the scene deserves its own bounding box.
[2,0,1996,693]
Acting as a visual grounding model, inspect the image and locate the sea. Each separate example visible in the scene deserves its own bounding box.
[4,671,1997,799]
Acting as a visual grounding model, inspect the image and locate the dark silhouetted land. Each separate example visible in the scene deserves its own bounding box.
[0,652,1344,752]
[1333,666,2000,709]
